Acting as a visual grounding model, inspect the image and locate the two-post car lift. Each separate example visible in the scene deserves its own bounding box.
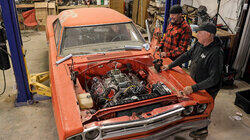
[0,0,51,106]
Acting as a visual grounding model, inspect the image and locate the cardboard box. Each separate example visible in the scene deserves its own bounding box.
[35,2,48,26]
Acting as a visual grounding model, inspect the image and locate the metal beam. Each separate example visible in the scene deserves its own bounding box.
[0,0,32,105]
[163,0,171,34]
[162,0,181,34]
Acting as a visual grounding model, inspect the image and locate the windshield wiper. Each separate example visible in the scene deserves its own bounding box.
[56,54,73,65]
[72,51,106,56]
[108,45,143,52]
[124,45,142,50]
[107,48,125,51]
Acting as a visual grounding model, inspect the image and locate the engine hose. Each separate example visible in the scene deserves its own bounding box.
[84,73,90,92]
[112,89,125,102]
[111,85,136,102]
[123,85,136,94]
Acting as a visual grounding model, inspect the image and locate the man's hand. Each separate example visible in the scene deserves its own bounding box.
[155,46,167,57]
[183,86,193,95]
[160,52,167,57]
[162,65,169,71]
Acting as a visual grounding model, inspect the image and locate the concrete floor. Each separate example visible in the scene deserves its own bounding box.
[0,31,250,140]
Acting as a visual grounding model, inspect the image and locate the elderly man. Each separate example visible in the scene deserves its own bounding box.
[163,22,224,137]
[158,4,192,60]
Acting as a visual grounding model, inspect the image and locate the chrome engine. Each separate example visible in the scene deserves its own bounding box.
[90,69,148,108]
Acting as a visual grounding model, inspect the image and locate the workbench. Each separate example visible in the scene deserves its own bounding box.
[16,4,34,9]
[192,28,235,51]
[192,28,235,39]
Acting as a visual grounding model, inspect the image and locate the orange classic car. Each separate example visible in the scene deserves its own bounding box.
[46,8,213,140]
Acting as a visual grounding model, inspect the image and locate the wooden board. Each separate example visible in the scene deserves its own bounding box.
[16,4,35,8]
[34,2,47,8]
[132,0,149,28]
[132,0,139,24]
[109,0,124,14]
[48,2,56,15]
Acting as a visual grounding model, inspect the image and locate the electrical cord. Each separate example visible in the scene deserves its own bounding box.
[0,45,11,96]
[0,45,11,57]
[0,70,6,95]
[0,22,11,96]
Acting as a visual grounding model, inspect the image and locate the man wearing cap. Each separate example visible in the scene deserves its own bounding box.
[163,22,224,137]
[158,4,192,60]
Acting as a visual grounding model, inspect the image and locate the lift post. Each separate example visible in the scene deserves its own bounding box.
[0,0,32,106]
[0,0,51,106]
[162,0,180,34]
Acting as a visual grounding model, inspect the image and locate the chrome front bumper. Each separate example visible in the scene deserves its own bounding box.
[68,105,209,140]
[138,119,210,140]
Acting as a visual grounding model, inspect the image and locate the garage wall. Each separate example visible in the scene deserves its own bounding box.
[183,0,243,33]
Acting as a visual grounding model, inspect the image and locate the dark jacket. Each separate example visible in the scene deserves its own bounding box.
[168,37,224,96]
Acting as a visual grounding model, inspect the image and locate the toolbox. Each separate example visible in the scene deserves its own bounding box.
[234,89,250,114]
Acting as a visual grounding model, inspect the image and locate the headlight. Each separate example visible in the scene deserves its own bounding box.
[85,129,100,140]
[196,104,207,114]
[183,106,194,116]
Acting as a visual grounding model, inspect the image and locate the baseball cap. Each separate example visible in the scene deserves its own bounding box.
[169,5,183,14]
[193,22,217,34]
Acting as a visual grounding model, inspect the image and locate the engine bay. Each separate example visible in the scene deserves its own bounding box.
[90,68,172,109]
[75,58,173,111]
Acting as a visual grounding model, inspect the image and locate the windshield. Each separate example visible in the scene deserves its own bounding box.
[60,22,145,56]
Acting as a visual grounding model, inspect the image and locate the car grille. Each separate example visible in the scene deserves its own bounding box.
[82,105,184,140]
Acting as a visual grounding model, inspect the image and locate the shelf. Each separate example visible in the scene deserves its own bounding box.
[58,5,109,10]
[16,4,109,10]
[192,28,235,38]
[16,4,35,8]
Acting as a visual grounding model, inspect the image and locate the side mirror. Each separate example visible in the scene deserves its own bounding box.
[143,43,150,51]
[145,19,152,43]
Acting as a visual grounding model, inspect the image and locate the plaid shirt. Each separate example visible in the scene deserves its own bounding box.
[160,18,192,60]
